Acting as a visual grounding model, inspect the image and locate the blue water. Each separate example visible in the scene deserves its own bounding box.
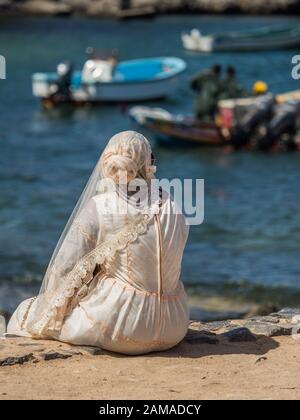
[1,15,300,314]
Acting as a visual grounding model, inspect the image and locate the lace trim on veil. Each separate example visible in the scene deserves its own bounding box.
[28,212,154,338]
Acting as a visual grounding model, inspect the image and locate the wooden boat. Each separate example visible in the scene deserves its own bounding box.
[32,57,186,105]
[130,90,300,149]
[129,106,223,146]
[182,25,300,52]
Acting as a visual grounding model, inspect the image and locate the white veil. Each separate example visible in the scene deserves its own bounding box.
[27,131,157,338]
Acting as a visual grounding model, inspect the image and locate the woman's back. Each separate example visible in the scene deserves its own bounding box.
[8,131,190,355]
[95,191,189,295]
[57,192,190,354]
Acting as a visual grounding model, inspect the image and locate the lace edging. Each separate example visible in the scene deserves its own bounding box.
[29,213,154,337]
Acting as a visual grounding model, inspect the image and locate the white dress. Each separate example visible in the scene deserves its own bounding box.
[8,191,189,355]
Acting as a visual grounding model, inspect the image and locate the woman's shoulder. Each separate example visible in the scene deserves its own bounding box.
[160,189,189,233]
[160,189,180,213]
[91,191,119,208]
[91,192,132,229]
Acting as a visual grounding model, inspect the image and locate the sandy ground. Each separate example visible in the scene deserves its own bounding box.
[1,333,300,400]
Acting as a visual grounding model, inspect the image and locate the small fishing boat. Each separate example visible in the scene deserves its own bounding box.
[32,57,186,105]
[130,89,300,149]
[129,106,223,146]
[182,25,300,52]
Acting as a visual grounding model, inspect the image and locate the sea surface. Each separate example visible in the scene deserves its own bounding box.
[1,14,300,317]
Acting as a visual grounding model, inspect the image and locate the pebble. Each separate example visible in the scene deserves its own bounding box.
[41,351,73,361]
[0,353,35,366]
[255,356,267,364]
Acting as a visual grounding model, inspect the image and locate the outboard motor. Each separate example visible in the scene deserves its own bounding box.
[53,60,74,100]
[258,100,300,151]
[229,93,275,149]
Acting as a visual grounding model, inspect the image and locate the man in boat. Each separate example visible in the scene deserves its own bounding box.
[51,60,74,101]
[219,66,247,100]
[82,49,118,84]
[252,80,269,97]
[190,64,222,121]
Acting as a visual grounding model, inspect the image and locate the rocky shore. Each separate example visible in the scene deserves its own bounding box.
[1,307,300,399]
[1,0,300,18]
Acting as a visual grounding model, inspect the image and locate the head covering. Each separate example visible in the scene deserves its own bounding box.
[253,80,268,95]
[100,130,156,183]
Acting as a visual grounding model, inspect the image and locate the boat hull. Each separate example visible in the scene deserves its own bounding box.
[129,106,223,147]
[34,75,182,103]
[182,26,300,52]
[147,119,222,146]
[32,57,186,104]
[183,37,300,52]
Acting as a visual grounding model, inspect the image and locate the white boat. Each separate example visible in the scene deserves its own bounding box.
[182,25,300,53]
[32,57,186,104]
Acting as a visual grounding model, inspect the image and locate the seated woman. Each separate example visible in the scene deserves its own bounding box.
[8,131,189,355]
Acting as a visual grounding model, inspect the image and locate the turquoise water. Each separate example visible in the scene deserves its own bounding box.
[1,15,300,314]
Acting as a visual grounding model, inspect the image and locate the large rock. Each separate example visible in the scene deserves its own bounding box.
[61,0,91,13]
[130,0,183,11]
[271,307,300,320]
[186,0,300,14]
[185,329,218,344]
[238,0,300,14]
[0,353,34,366]
[4,0,300,16]
[41,351,73,361]
[247,316,280,324]
[130,0,159,7]
[155,0,184,12]
[224,327,257,342]
[245,321,293,337]
[86,0,121,17]
[187,0,237,13]
[188,308,300,339]
[17,0,72,16]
